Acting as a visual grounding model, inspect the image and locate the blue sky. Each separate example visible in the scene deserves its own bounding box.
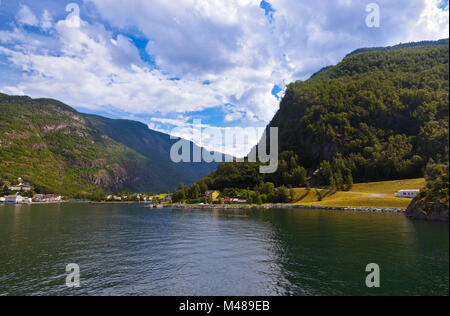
[0,0,448,156]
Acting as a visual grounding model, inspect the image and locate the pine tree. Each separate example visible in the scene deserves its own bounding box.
[2,185,10,196]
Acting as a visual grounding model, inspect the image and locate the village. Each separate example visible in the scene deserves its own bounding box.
[0,176,421,207]
[0,178,62,205]
[162,190,250,206]
[101,190,248,206]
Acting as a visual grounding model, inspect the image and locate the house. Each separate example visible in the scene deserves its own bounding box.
[395,190,420,198]
[0,197,5,202]
[8,185,21,191]
[205,190,220,200]
[33,194,44,202]
[232,198,247,204]
[8,183,31,191]
[43,195,62,202]
[5,195,25,204]
[162,195,173,203]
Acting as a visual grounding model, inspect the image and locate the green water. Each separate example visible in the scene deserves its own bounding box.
[0,203,448,296]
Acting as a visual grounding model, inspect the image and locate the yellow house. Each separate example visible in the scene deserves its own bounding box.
[205,190,220,200]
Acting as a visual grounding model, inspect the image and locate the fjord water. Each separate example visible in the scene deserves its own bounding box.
[0,203,448,296]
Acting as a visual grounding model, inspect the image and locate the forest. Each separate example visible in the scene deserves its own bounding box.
[174,41,449,205]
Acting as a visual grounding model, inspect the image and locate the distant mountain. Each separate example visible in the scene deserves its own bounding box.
[198,40,449,190]
[0,94,221,196]
[85,114,224,190]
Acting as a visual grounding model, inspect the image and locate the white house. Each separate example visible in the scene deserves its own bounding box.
[0,197,5,202]
[43,195,62,202]
[5,195,25,204]
[395,190,420,198]
[8,183,31,191]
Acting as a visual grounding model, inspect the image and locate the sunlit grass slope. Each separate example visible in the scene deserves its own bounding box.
[292,179,425,210]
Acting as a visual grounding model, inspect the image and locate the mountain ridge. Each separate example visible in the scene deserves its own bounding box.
[196,39,449,193]
[268,40,448,183]
[0,93,220,195]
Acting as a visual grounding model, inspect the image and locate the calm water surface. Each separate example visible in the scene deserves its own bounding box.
[0,203,448,296]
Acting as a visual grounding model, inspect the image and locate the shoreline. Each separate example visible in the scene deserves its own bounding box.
[89,201,152,205]
[1,201,405,214]
[0,201,67,205]
[164,204,405,214]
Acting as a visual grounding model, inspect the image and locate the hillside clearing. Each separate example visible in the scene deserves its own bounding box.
[291,178,425,210]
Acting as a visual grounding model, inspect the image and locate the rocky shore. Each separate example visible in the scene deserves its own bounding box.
[406,198,449,222]
[166,204,405,214]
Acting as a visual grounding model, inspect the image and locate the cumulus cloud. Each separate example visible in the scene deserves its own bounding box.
[0,0,448,154]
[83,0,450,114]
[16,5,39,26]
[150,116,265,157]
[0,19,223,114]
[40,10,53,30]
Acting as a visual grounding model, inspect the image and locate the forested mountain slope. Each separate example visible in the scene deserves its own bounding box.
[271,41,448,184]
[199,40,449,191]
[0,94,219,196]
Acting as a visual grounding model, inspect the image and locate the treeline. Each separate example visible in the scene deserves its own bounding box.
[418,160,449,207]
[198,151,309,190]
[346,39,449,57]
[170,151,307,204]
[172,182,208,204]
[172,180,295,205]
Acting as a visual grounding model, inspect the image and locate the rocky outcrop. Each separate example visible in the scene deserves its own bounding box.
[406,198,449,222]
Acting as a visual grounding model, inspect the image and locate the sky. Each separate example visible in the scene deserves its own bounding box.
[0,0,448,156]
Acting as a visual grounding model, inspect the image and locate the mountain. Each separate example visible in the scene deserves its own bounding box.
[197,40,449,191]
[345,38,449,57]
[84,114,224,189]
[0,94,220,196]
[270,39,448,183]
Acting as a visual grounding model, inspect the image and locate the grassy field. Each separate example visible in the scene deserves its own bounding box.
[292,178,425,210]
[348,178,426,195]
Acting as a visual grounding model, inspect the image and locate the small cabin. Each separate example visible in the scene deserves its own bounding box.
[205,190,220,200]
[395,190,420,198]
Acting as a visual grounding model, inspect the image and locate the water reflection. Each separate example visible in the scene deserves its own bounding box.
[0,204,448,296]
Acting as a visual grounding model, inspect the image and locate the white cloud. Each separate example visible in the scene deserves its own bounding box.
[16,5,39,26]
[150,116,265,157]
[409,0,450,40]
[0,20,223,115]
[0,0,448,155]
[84,0,449,117]
[41,10,53,30]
